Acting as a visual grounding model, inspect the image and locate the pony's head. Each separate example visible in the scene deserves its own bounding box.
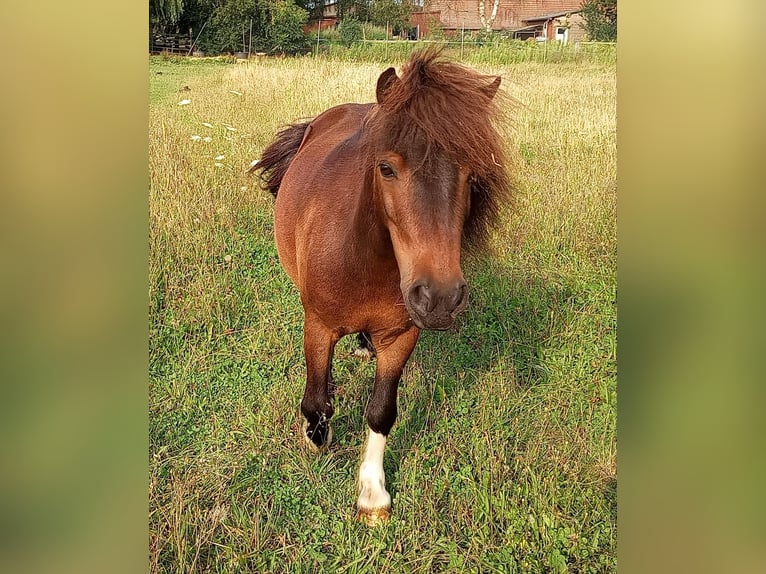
[366,49,510,330]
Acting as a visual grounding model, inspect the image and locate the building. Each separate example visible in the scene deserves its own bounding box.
[412,1,585,41]
[303,0,339,34]
[514,10,587,43]
[306,1,588,44]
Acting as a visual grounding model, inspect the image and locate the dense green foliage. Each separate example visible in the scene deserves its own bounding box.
[265,1,312,54]
[156,0,310,55]
[369,0,413,34]
[335,0,372,22]
[581,0,617,42]
[314,21,388,43]
[338,16,363,46]
[150,0,185,27]
[362,22,389,41]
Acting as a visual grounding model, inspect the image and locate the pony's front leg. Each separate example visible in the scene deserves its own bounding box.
[300,314,339,452]
[357,326,420,525]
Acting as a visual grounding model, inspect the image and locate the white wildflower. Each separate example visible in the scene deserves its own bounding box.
[191,135,202,141]
[215,155,225,161]
[203,136,212,143]
[178,99,191,106]
[229,90,242,96]
[201,122,213,128]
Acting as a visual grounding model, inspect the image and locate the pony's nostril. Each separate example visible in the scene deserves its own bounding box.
[420,284,435,312]
[451,281,468,309]
[408,282,433,314]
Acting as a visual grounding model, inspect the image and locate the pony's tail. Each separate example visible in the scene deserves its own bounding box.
[250,121,312,197]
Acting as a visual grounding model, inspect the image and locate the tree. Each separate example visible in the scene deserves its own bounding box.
[581,0,617,42]
[336,1,372,23]
[267,0,310,54]
[478,0,500,33]
[176,0,216,35]
[150,0,185,28]
[197,0,259,54]
[370,0,413,35]
[338,16,363,45]
[187,0,309,55]
[293,0,325,21]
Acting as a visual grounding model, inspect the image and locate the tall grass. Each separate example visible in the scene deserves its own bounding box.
[312,38,616,65]
[149,55,616,572]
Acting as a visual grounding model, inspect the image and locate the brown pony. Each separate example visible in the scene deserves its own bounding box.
[253,49,510,524]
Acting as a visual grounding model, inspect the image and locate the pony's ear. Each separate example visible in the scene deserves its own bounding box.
[484,76,501,99]
[376,67,400,104]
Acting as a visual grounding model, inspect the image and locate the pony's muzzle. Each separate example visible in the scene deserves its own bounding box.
[405,278,468,330]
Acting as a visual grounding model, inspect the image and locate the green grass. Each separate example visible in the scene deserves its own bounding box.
[313,39,616,65]
[149,54,616,572]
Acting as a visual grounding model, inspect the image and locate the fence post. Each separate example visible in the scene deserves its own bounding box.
[461,22,465,60]
[385,21,389,60]
[316,19,321,58]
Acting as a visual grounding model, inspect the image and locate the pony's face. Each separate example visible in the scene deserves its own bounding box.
[374,147,470,330]
[370,62,503,330]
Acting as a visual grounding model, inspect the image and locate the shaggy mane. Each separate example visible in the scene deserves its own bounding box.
[370,47,513,250]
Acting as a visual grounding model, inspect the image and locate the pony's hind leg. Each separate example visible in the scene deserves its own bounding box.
[300,315,339,452]
[356,326,420,525]
[353,331,376,360]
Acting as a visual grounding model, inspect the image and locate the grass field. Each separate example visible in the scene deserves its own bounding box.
[149,53,616,572]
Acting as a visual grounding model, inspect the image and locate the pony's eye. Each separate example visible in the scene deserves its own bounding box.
[378,163,396,179]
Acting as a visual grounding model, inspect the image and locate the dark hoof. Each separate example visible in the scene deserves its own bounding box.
[302,419,333,453]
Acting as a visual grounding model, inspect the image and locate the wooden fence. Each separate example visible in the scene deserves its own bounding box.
[150,33,193,55]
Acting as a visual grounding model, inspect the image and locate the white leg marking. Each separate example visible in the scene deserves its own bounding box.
[353,346,375,360]
[357,429,391,517]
